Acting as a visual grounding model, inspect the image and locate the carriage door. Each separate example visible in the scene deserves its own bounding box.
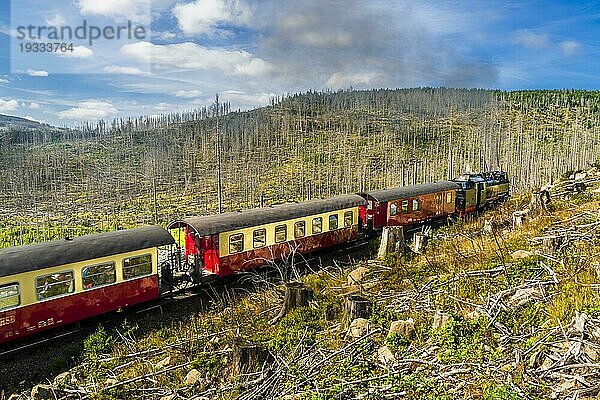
[183,228,203,282]
[201,235,221,276]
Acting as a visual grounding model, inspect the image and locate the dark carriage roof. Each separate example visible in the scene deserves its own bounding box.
[359,181,461,202]
[0,226,174,278]
[168,195,367,237]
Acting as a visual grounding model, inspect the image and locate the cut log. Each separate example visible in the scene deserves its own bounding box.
[377,226,405,258]
[271,281,313,324]
[346,294,372,320]
[413,233,428,253]
[231,339,271,376]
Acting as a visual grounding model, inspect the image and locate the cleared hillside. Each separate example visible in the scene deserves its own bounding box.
[1,89,600,248]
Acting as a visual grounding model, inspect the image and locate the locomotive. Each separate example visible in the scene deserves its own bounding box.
[0,171,509,345]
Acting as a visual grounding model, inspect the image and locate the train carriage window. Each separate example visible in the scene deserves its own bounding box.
[389,202,397,216]
[228,234,244,254]
[123,254,153,280]
[436,194,442,205]
[253,229,266,248]
[0,283,20,311]
[412,199,420,211]
[446,192,453,204]
[344,211,353,227]
[401,200,409,213]
[36,271,74,300]
[329,214,339,230]
[82,262,116,290]
[312,217,323,234]
[294,221,306,238]
[275,225,287,243]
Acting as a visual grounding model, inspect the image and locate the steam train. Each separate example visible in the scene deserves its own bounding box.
[0,172,509,345]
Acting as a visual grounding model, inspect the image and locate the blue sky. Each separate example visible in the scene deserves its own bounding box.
[0,0,599,126]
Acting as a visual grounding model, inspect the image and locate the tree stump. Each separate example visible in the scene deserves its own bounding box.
[346,295,372,320]
[541,236,564,257]
[271,281,313,324]
[530,190,550,213]
[512,211,527,229]
[574,182,587,193]
[413,233,428,253]
[377,226,405,258]
[324,304,337,321]
[482,219,494,235]
[231,339,271,376]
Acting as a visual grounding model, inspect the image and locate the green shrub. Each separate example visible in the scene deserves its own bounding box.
[432,316,496,363]
[84,325,114,361]
[386,332,410,350]
[483,382,522,400]
[270,307,324,350]
[192,353,222,375]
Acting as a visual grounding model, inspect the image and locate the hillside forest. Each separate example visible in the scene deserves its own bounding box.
[1,88,599,247]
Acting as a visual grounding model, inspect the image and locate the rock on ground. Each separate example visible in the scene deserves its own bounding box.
[104,378,118,387]
[347,266,370,286]
[388,318,415,339]
[377,345,396,366]
[508,287,543,308]
[184,368,202,386]
[30,385,55,400]
[348,318,371,338]
[156,356,171,370]
[53,371,71,387]
[511,250,533,260]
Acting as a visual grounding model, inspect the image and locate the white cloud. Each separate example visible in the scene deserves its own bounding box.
[57,101,118,120]
[153,102,174,112]
[76,0,151,23]
[513,31,582,57]
[0,78,8,84]
[175,89,202,98]
[513,31,551,49]
[121,41,272,77]
[297,31,353,48]
[45,13,67,26]
[559,40,582,56]
[173,0,253,35]
[0,99,18,112]
[326,72,385,88]
[30,102,41,109]
[57,46,94,59]
[159,31,177,40]
[278,15,311,31]
[104,65,151,76]
[27,69,49,77]
[220,90,275,106]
